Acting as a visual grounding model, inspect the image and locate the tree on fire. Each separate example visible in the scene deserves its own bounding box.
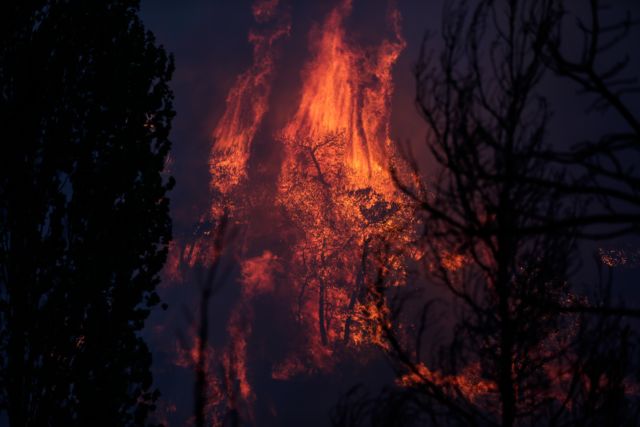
[278,131,414,352]
[0,1,174,426]
[333,0,640,426]
[280,132,348,346]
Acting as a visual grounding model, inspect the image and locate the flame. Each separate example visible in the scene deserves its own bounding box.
[209,0,290,202]
[440,250,467,271]
[223,251,282,421]
[273,0,415,377]
[172,0,419,423]
[159,2,640,422]
[173,333,229,426]
[240,250,279,297]
[398,361,495,404]
[281,0,405,191]
[598,246,640,268]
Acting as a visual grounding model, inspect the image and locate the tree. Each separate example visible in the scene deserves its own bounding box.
[0,1,174,425]
[277,131,414,355]
[533,0,640,240]
[334,0,640,425]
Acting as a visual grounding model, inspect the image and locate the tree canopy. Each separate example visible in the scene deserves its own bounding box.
[0,1,174,425]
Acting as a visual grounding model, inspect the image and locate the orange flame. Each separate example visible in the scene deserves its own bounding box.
[183,0,418,423]
[281,0,405,191]
[273,0,415,377]
[209,0,290,201]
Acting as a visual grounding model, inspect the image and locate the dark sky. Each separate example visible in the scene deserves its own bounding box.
[138,1,640,425]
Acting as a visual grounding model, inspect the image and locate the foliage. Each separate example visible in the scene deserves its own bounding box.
[0,1,174,425]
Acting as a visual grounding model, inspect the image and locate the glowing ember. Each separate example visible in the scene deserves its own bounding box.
[598,246,640,268]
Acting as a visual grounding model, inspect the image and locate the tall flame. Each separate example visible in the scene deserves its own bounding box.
[156,2,624,424]
[174,0,416,423]
[282,0,405,189]
[209,0,290,201]
[273,0,414,378]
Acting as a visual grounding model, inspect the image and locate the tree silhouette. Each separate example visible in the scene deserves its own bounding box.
[334,0,640,425]
[0,1,174,426]
[533,0,640,240]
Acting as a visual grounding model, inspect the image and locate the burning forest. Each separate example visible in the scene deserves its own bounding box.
[2,0,640,426]
[164,0,420,422]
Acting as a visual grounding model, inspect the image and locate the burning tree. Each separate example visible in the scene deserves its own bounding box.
[148,0,639,424]
[334,0,640,426]
[277,131,415,356]
[172,2,421,423]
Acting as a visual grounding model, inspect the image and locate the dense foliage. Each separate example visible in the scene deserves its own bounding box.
[0,1,174,425]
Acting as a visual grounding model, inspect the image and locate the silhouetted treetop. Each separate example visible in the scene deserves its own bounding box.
[0,1,174,426]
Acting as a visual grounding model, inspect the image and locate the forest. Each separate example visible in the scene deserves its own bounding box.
[1,0,639,426]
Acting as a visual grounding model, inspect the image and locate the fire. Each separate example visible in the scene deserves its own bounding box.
[155,2,640,423]
[208,0,290,201]
[598,246,640,268]
[167,0,419,423]
[282,0,405,192]
[398,361,495,404]
[274,0,415,375]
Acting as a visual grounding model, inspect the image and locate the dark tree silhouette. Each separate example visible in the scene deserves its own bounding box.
[533,0,640,239]
[0,1,174,426]
[333,0,640,426]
